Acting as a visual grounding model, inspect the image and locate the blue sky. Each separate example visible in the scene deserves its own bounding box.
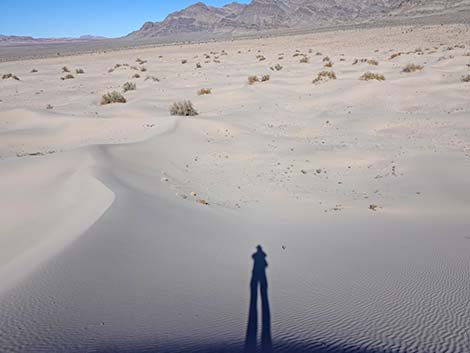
[0,0,249,38]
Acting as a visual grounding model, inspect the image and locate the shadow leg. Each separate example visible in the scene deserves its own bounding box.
[245,277,258,353]
[260,276,272,353]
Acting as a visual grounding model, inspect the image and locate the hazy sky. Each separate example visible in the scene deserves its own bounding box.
[0,0,250,38]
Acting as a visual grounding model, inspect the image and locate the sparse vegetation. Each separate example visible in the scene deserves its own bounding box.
[169,101,198,116]
[261,75,270,82]
[360,72,385,81]
[300,56,309,63]
[145,76,160,82]
[197,88,212,95]
[403,63,424,73]
[123,82,136,92]
[61,74,75,80]
[324,61,333,68]
[2,73,20,80]
[248,75,259,85]
[62,66,70,73]
[75,68,85,74]
[101,91,127,105]
[367,59,379,66]
[312,71,337,84]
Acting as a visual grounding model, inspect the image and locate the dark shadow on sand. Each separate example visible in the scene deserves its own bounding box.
[245,245,273,353]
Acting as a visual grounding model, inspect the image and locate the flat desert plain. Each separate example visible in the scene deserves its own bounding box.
[0,24,470,353]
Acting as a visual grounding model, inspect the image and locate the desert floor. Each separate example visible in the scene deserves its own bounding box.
[0,23,470,353]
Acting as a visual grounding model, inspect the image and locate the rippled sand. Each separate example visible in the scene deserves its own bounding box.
[0,23,470,353]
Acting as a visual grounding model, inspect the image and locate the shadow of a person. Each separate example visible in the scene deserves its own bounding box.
[245,245,273,353]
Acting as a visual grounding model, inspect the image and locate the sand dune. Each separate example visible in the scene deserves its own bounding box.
[0,23,470,352]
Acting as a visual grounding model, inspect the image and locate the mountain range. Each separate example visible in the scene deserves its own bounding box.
[127,0,470,39]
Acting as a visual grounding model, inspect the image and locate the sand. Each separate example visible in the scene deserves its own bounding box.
[0,23,470,353]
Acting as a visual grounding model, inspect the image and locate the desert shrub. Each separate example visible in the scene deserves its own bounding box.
[462,75,470,82]
[389,52,402,60]
[300,56,309,63]
[408,63,424,72]
[140,67,147,72]
[403,63,424,73]
[274,64,283,71]
[115,64,122,69]
[261,75,270,82]
[145,76,160,82]
[196,62,202,69]
[132,73,140,79]
[367,59,379,66]
[108,68,115,73]
[360,72,385,81]
[46,104,53,110]
[101,91,126,105]
[248,75,259,85]
[312,71,337,84]
[169,101,198,116]
[316,52,322,56]
[197,88,212,95]
[75,68,85,74]
[31,69,38,73]
[122,82,136,92]
[2,73,20,80]
[62,66,70,73]
[256,55,266,61]
[322,56,330,62]
[181,59,188,64]
[136,58,147,64]
[352,59,358,65]
[61,74,74,80]
[324,61,333,68]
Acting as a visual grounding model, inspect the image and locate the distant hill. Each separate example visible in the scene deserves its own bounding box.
[127,0,470,39]
[0,34,107,45]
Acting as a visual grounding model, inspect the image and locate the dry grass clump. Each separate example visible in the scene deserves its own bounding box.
[61,74,75,80]
[2,73,20,80]
[367,59,379,66]
[403,63,424,73]
[462,75,470,82]
[145,76,160,82]
[122,82,136,92]
[101,91,127,105]
[360,72,385,81]
[169,101,198,116]
[248,75,259,85]
[75,68,85,74]
[299,56,309,63]
[312,71,337,84]
[389,52,402,60]
[197,88,212,95]
[62,66,70,73]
